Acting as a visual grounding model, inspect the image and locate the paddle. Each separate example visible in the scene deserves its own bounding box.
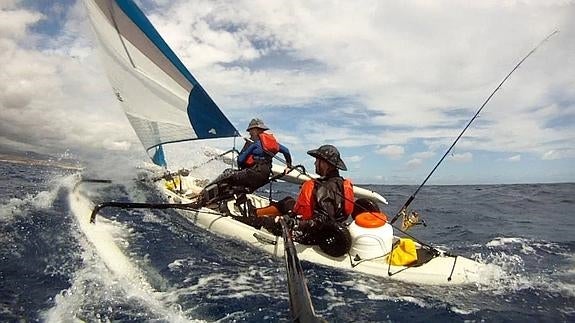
[278,216,325,323]
[83,176,324,320]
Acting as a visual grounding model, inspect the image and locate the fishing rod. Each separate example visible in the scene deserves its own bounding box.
[389,30,559,225]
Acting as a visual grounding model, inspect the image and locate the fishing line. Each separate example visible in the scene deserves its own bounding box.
[389,30,559,225]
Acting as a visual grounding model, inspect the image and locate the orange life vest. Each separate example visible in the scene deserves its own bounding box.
[293,178,354,221]
[244,132,280,167]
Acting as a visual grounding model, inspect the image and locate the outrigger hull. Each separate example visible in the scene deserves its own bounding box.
[160,176,486,286]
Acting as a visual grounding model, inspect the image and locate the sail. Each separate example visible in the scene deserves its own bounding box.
[84,0,238,161]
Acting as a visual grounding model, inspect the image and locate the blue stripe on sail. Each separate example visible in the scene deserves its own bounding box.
[187,86,238,138]
[151,145,167,167]
[114,0,238,138]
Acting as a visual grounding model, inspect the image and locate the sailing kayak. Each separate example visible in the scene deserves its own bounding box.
[157,173,490,286]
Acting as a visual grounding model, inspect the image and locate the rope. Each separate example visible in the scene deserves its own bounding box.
[447,255,458,282]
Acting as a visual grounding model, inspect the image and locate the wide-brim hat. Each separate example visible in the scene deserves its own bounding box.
[307,144,347,171]
[246,118,269,131]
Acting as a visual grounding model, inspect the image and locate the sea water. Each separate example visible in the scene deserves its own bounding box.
[0,161,573,322]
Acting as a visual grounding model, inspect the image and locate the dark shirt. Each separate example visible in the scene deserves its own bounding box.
[309,169,347,222]
[293,170,348,245]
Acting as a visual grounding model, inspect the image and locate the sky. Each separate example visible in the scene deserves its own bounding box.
[0,0,574,184]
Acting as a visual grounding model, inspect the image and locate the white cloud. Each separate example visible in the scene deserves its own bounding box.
[0,1,139,159]
[376,145,405,159]
[1,0,573,183]
[412,151,435,159]
[407,158,423,168]
[0,4,42,39]
[542,150,561,160]
[347,155,364,163]
[105,140,132,151]
[508,154,521,162]
[449,152,473,162]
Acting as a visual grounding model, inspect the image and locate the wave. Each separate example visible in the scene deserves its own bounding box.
[3,162,573,322]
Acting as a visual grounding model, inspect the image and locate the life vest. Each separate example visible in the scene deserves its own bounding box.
[342,179,354,215]
[293,178,354,221]
[244,132,280,167]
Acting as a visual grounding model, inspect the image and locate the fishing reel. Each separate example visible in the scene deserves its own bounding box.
[399,208,427,231]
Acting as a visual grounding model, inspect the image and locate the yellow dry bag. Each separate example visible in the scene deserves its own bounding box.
[165,177,181,192]
[389,238,418,266]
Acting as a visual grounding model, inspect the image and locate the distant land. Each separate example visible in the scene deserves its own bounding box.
[0,148,83,170]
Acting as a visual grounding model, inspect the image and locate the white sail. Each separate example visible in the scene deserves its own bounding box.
[84,0,237,164]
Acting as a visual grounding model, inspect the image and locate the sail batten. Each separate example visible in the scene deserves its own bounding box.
[85,0,237,161]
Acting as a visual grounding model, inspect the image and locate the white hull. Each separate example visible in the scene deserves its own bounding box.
[69,185,154,292]
[214,149,389,204]
[159,175,487,285]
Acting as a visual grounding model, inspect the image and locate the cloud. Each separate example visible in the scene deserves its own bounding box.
[104,140,132,151]
[542,150,561,160]
[449,152,473,162]
[347,155,364,163]
[0,1,140,160]
[0,2,42,40]
[407,158,423,168]
[412,151,435,159]
[508,154,521,162]
[376,145,405,159]
[1,0,573,184]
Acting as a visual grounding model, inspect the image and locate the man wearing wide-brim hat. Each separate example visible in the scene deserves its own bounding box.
[252,144,355,257]
[197,118,292,206]
[246,118,269,131]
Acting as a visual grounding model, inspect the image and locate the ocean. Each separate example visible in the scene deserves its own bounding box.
[1,161,573,322]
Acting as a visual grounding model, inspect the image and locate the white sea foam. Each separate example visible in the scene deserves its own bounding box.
[43,182,200,322]
[345,275,436,309]
[569,255,575,274]
[0,183,60,221]
[43,246,198,323]
[485,237,526,247]
[486,236,562,256]
[468,237,575,305]
[157,266,288,322]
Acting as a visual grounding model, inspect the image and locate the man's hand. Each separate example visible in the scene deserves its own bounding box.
[283,165,294,175]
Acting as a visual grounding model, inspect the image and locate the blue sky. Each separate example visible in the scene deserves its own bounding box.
[0,0,574,184]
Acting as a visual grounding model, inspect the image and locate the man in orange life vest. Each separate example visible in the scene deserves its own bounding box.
[254,144,355,253]
[197,118,292,206]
